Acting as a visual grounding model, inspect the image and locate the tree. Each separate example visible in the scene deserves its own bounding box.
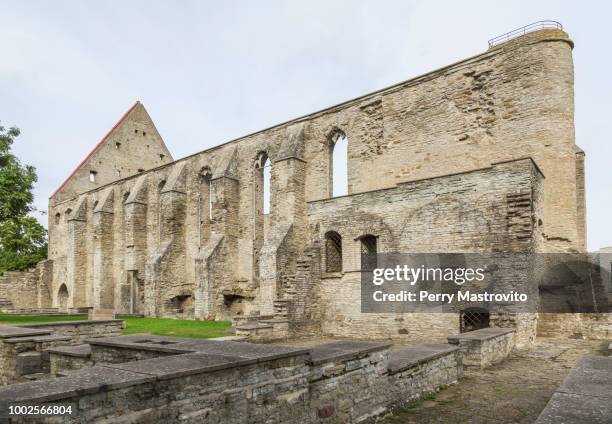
[0,124,47,273]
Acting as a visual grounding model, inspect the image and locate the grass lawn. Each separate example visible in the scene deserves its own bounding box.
[0,314,87,324]
[0,313,232,339]
[119,316,232,339]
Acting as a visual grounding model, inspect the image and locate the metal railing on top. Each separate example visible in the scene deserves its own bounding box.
[488,20,563,48]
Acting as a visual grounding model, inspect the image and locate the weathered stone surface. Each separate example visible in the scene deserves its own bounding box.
[535,392,612,424]
[556,356,612,399]
[47,344,91,358]
[535,355,612,424]
[0,326,50,339]
[0,365,155,403]
[447,327,515,342]
[447,327,515,369]
[308,340,391,365]
[104,352,254,380]
[388,343,459,374]
[0,28,589,344]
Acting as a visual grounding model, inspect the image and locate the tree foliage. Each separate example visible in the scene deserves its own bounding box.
[0,124,47,273]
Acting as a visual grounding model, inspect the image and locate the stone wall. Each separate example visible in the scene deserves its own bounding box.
[0,260,53,310]
[306,158,543,341]
[447,328,515,369]
[39,29,582,341]
[0,321,123,385]
[0,337,462,423]
[537,313,612,340]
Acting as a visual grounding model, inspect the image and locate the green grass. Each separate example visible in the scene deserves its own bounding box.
[119,316,232,339]
[0,313,232,339]
[0,314,87,324]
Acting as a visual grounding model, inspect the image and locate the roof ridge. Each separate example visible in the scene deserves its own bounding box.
[50,101,140,198]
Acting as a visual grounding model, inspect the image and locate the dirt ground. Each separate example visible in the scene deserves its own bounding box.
[382,338,609,424]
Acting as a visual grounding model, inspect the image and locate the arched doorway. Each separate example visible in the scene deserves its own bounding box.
[57,284,69,313]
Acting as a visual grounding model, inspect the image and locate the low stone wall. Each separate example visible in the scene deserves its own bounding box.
[537,313,612,340]
[48,345,92,375]
[0,321,124,385]
[0,337,463,423]
[16,320,123,343]
[447,327,515,369]
[535,356,612,423]
[386,343,463,408]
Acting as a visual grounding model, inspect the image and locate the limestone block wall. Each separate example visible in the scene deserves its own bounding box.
[307,158,543,340]
[537,312,612,340]
[0,260,53,310]
[0,339,463,423]
[50,102,173,206]
[447,328,515,369]
[43,29,581,327]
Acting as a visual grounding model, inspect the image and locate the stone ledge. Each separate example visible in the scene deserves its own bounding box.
[86,335,310,363]
[47,344,91,358]
[535,392,612,424]
[556,356,612,399]
[536,356,612,424]
[0,326,51,339]
[308,340,391,365]
[447,328,515,343]
[103,352,256,380]
[3,335,72,344]
[0,366,155,403]
[388,343,460,374]
[16,319,124,327]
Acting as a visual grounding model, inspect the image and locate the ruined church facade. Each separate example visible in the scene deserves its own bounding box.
[2,28,587,344]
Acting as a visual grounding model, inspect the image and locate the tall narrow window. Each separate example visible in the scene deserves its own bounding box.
[198,167,213,245]
[255,152,271,215]
[329,130,348,197]
[263,158,271,214]
[89,170,97,182]
[359,235,378,271]
[253,152,271,279]
[199,167,213,220]
[325,231,342,273]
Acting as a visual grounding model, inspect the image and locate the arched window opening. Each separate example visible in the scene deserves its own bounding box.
[359,235,378,271]
[325,231,343,273]
[199,166,213,220]
[329,130,348,197]
[460,308,490,333]
[57,284,69,312]
[54,212,61,225]
[158,179,166,192]
[255,152,271,215]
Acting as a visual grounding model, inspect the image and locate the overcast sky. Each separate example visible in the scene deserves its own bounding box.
[1,1,610,250]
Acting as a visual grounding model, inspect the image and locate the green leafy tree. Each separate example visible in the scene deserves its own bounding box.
[0,124,47,273]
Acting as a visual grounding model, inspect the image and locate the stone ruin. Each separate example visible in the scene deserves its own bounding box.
[1,27,603,344]
[0,23,611,424]
[0,319,515,423]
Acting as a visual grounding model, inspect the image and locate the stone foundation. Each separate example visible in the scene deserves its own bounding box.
[0,336,463,423]
[0,320,124,385]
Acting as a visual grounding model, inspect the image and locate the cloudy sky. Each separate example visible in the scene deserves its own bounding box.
[1,1,610,250]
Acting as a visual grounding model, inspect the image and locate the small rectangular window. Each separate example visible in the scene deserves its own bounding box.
[89,171,97,182]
